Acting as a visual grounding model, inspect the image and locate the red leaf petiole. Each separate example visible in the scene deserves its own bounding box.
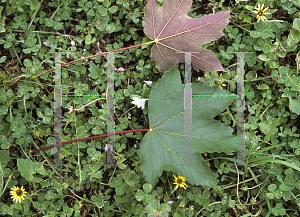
[30,129,149,154]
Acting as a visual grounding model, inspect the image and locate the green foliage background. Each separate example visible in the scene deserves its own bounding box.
[0,0,300,216]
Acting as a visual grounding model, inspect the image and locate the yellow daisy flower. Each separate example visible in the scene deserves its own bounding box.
[10,186,27,203]
[214,73,226,89]
[253,3,271,22]
[173,174,188,190]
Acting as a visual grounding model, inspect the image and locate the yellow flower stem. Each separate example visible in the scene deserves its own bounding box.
[264,20,284,22]
[170,186,178,196]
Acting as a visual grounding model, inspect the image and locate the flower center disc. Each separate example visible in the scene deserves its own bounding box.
[16,190,23,196]
[258,10,265,17]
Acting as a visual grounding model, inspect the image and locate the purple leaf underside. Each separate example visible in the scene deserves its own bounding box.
[142,0,230,72]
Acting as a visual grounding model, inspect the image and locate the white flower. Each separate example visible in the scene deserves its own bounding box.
[131,97,148,110]
[68,106,74,114]
[43,41,50,46]
[143,81,152,86]
[253,3,271,22]
[71,41,75,46]
[118,67,125,72]
[114,67,125,72]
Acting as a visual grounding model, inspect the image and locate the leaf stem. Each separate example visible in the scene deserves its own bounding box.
[31,41,155,79]
[213,75,273,83]
[231,22,251,33]
[120,105,136,118]
[30,129,150,154]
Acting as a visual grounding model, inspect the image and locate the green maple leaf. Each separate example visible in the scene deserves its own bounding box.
[138,66,236,188]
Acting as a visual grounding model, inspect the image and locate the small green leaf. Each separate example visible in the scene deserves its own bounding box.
[136,49,142,56]
[135,190,145,201]
[23,48,32,54]
[274,189,283,199]
[292,0,300,6]
[24,59,33,67]
[254,45,262,51]
[0,55,6,63]
[3,41,12,49]
[47,137,56,146]
[289,98,300,115]
[291,76,300,91]
[287,29,300,47]
[12,131,22,138]
[88,62,102,79]
[106,24,116,33]
[45,18,54,27]
[53,21,63,30]
[246,90,255,99]
[98,5,107,16]
[267,61,278,68]
[124,169,139,186]
[16,137,24,145]
[138,59,144,67]
[0,135,10,149]
[250,31,262,38]
[75,37,84,43]
[128,11,140,24]
[6,89,13,97]
[125,35,131,41]
[145,194,156,204]
[243,16,252,23]
[278,66,289,75]
[143,183,153,194]
[87,8,95,16]
[17,159,38,182]
[77,126,90,139]
[85,34,92,45]
[293,18,300,31]
[103,0,111,8]
[123,1,129,8]
[0,150,9,162]
[19,123,26,134]
[258,54,270,61]
[108,6,118,14]
[268,184,277,192]
[279,183,291,191]
[266,192,275,199]
[44,107,53,116]
[115,186,124,195]
[92,126,101,135]
[256,84,270,90]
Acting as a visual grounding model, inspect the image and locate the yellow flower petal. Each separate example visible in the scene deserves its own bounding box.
[10,186,27,203]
